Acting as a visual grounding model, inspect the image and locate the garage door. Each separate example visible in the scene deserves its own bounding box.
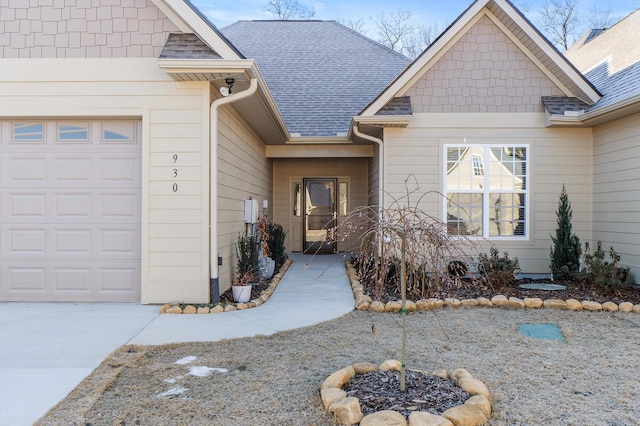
[0,120,142,302]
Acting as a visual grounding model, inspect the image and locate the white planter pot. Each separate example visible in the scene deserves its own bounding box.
[232,284,252,303]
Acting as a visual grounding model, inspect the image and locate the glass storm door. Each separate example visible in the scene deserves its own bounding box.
[303,178,337,253]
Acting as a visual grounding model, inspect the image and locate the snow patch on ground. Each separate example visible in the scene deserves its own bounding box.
[188,366,228,377]
[157,386,188,398]
[175,355,197,365]
[164,375,184,384]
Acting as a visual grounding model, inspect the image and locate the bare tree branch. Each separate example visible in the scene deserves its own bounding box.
[264,0,315,20]
[539,0,580,51]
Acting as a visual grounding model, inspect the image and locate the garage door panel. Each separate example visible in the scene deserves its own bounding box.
[0,120,141,302]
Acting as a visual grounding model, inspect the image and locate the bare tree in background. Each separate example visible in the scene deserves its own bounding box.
[372,9,414,54]
[586,6,617,29]
[403,22,443,59]
[539,0,580,51]
[338,18,368,36]
[264,0,314,20]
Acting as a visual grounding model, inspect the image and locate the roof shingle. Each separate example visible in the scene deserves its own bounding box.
[221,20,410,137]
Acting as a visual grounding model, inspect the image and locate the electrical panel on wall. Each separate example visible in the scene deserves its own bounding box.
[244,199,259,224]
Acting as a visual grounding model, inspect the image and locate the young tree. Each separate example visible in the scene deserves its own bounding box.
[539,0,580,50]
[264,0,314,20]
[550,185,582,280]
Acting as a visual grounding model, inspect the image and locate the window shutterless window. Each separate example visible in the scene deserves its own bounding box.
[444,145,528,239]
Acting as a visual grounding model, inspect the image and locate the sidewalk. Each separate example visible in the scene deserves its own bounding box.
[0,253,354,425]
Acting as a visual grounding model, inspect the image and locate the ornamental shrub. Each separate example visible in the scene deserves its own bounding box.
[549,185,581,280]
[478,247,520,290]
[582,241,635,295]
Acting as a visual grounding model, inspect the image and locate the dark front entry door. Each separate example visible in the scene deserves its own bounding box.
[303,178,337,253]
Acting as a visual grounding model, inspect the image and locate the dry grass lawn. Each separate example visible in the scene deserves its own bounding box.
[37,308,640,425]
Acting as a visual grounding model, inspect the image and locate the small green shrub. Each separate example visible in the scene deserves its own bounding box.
[478,247,520,290]
[582,241,635,295]
[549,185,581,280]
[235,232,260,285]
[266,222,288,270]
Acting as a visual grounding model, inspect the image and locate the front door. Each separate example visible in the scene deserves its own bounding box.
[303,178,337,253]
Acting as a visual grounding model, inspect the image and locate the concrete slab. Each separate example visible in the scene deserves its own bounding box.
[0,302,159,425]
[2,253,355,424]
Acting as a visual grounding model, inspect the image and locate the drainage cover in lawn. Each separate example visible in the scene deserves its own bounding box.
[518,323,564,341]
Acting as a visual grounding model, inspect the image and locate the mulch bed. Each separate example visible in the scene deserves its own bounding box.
[366,277,640,306]
[346,369,470,418]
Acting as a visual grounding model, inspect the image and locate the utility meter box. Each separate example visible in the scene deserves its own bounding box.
[244,199,259,224]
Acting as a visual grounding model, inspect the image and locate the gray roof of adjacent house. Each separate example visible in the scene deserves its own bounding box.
[221,20,411,137]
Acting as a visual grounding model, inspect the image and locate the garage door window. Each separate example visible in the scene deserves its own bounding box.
[12,122,44,142]
[57,122,89,142]
[102,121,136,143]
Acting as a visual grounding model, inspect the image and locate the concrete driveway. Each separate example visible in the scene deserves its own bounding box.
[0,302,159,425]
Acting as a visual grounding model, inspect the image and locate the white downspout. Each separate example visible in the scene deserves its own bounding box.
[353,123,384,210]
[209,77,258,302]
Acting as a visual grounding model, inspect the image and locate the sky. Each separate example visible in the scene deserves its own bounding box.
[191,0,640,36]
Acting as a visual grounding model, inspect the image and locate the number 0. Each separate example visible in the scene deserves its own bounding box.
[172,183,178,192]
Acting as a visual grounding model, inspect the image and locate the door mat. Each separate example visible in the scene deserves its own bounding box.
[518,323,564,341]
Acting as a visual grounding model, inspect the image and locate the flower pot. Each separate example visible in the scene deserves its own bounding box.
[232,284,252,303]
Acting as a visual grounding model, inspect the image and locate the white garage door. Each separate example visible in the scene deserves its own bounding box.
[0,120,142,302]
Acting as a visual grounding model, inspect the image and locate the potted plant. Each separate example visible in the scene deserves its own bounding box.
[234,232,260,302]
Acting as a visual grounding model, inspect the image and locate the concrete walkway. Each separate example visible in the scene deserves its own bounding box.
[0,253,354,425]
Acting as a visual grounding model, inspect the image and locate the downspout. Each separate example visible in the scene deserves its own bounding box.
[353,123,384,210]
[209,77,258,302]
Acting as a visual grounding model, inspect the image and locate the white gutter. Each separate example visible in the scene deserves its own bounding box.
[353,123,384,210]
[209,77,258,302]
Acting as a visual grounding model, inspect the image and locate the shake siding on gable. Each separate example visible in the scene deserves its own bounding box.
[592,112,640,277]
[405,15,564,113]
[216,104,273,292]
[0,0,180,58]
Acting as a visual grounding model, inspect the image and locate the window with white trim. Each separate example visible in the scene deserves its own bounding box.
[445,145,528,239]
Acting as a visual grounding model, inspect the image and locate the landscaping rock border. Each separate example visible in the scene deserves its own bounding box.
[321,359,491,426]
[158,258,293,314]
[346,260,640,315]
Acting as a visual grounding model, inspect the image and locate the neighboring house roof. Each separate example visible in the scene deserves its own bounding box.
[564,9,640,114]
[360,0,601,118]
[221,20,411,137]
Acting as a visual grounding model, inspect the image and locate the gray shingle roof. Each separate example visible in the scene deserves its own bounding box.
[541,96,590,114]
[584,62,640,112]
[160,33,222,59]
[376,97,413,115]
[221,20,410,137]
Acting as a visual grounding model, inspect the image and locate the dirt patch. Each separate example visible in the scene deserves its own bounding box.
[37,309,640,425]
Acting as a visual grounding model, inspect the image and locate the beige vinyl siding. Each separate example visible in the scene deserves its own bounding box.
[592,112,640,278]
[384,113,593,274]
[0,58,211,303]
[273,158,369,253]
[217,104,273,293]
[368,144,381,207]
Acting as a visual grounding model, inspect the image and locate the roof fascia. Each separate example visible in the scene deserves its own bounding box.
[547,94,640,127]
[360,0,601,117]
[152,0,243,59]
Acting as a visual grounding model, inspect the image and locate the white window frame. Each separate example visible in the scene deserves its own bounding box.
[443,143,529,240]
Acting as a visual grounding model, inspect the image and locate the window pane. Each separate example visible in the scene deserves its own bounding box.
[488,193,525,237]
[58,123,89,141]
[447,193,483,236]
[102,121,135,142]
[13,123,43,141]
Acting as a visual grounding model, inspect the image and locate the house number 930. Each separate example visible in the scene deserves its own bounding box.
[172,154,178,193]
